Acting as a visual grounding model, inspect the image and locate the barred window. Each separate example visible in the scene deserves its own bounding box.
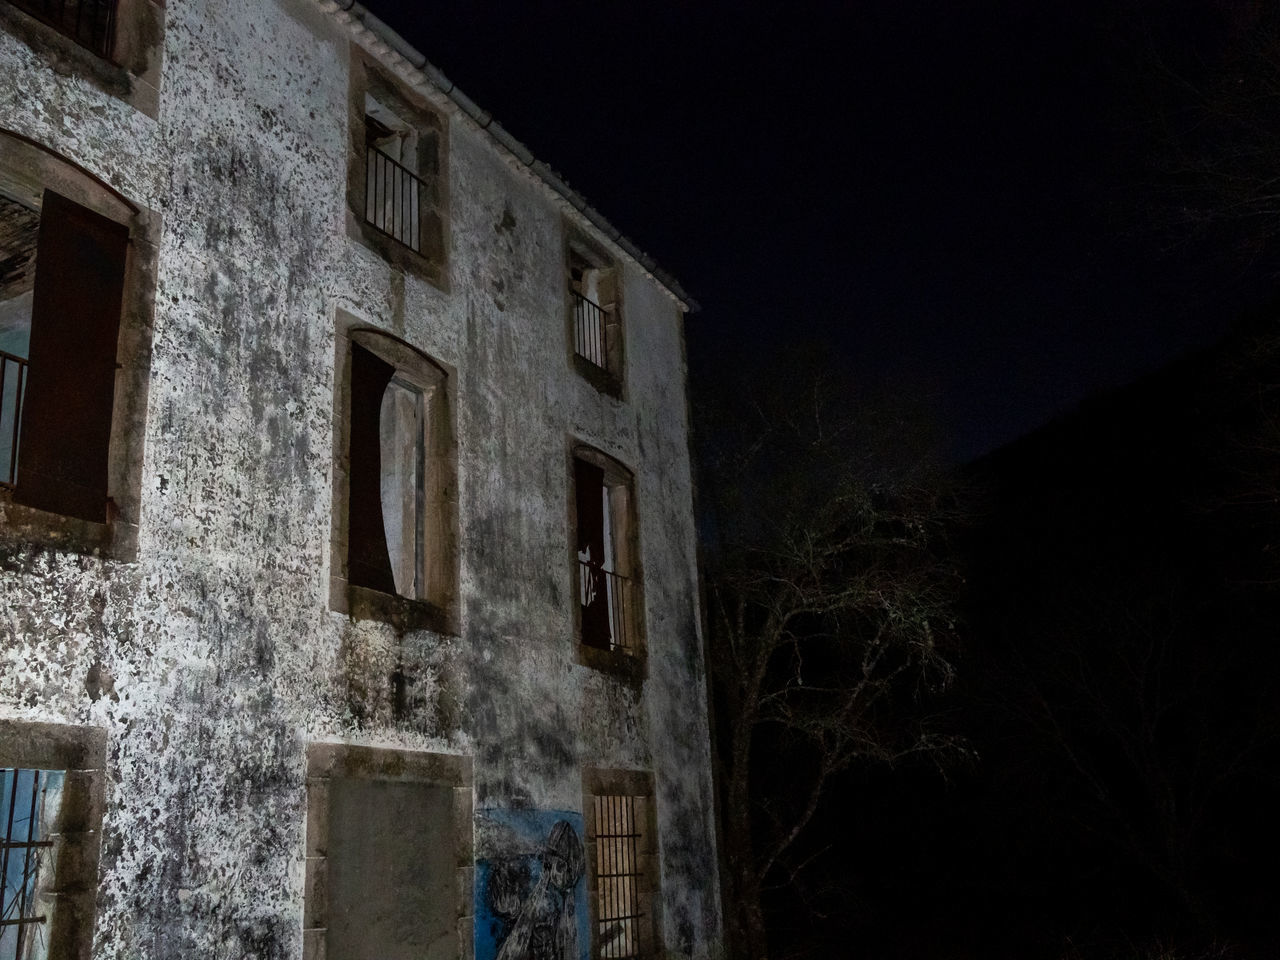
[591,795,644,959]
[0,768,63,960]
[585,770,659,960]
[0,720,104,960]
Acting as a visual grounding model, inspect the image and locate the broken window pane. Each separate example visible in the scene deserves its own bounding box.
[380,378,425,599]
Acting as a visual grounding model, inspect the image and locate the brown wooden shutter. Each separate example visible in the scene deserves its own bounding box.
[575,456,611,648]
[13,190,128,523]
[348,341,396,595]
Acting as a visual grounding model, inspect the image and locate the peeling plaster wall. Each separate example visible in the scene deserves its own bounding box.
[0,0,722,958]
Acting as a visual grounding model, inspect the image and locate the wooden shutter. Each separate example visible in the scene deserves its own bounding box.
[575,456,611,648]
[347,341,396,595]
[13,190,128,523]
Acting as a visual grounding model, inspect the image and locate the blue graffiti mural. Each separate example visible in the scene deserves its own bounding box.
[475,809,589,960]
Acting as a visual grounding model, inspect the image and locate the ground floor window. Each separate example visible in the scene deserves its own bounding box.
[583,769,660,960]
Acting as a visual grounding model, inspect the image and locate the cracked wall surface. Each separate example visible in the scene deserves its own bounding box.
[0,0,723,957]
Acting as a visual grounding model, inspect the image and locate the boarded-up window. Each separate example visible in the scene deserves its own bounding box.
[304,744,472,960]
[11,190,127,523]
[327,778,458,960]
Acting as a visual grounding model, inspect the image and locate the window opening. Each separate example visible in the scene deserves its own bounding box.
[364,95,423,254]
[591,794,644,959]
[0,188,127,523]
[0,767,65,960]
[7,0,117,60]
[0,194,37,489]
[343,332,454,618]
[569,247,616,373]
[575,455,636,655]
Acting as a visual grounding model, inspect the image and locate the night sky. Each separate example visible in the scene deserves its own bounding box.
[361,0,1269,460]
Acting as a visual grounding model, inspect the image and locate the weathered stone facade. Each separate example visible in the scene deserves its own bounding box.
[0,1,722,957]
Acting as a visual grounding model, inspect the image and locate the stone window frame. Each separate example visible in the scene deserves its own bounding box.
[564,225,625,399]
[329,310,460,634]
[568,439,646,681]
[345,48,449,289]
[581,767,662,960]
[0,128,158,562]
[0,0,165,118]
[303,742,474,960]
[0,718,107,960]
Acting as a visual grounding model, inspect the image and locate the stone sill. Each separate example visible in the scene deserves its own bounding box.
[331,577,458,636]
[576,639,646,686]
[0,493,137,561]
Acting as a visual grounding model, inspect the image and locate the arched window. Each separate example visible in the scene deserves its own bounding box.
[0,129,156,557]
[571,444,643,666]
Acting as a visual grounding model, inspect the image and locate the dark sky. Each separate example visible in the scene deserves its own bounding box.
[361,0,1270,460]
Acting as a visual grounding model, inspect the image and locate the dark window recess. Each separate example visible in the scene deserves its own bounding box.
[7,0,117,59]
[347,341,397,595]
[10,190,127,524]
[0,767,63,960]
[575,457,612,649]
[592,794,645,959]
[575,455,637,655]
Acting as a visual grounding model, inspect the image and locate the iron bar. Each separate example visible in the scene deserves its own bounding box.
[365,143,426,255]
[578,561,633,654]
[572,290,610,372]
[1,769,19,929]
[13,770,39,957]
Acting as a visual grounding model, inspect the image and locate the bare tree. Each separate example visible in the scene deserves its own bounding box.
[694,351,966,959]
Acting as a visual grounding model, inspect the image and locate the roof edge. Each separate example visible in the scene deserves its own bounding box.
[324,0,699,314]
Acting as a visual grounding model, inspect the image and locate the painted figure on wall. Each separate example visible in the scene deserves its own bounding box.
[476,810,589,960]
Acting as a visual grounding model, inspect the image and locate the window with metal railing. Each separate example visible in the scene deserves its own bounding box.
[6,0,117,59]
[568,243,621,384]
[572,289,610,371]
[578,560,635,655]
[573,449,643,661]
[0,767,64,960]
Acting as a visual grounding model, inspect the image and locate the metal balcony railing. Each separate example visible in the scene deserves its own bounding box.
[0,351,27,489]
[365,144,424,254]
[572,290,610,372]
[8,0,117,59]
[579,560,635,655]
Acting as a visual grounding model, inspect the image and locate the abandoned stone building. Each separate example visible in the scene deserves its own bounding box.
[0,1,722,958]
